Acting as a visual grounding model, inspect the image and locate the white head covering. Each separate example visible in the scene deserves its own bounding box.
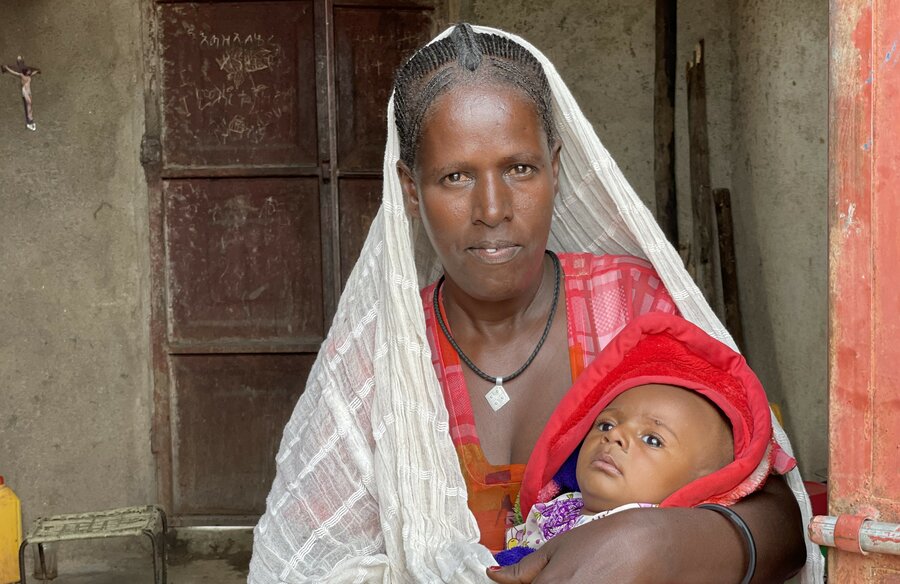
[249,25,823,584]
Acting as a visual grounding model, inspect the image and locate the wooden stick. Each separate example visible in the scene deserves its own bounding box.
[654,0,678,244]
[686,40,716,304]
[713,188,745,350]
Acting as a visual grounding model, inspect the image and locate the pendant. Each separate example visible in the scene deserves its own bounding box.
[485,377,510,412]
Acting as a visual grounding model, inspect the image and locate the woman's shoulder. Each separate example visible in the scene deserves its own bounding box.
[557,252,656,278]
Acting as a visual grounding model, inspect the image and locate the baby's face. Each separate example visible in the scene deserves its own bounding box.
[575,383,732,515]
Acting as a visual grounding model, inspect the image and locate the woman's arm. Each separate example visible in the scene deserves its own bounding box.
[487,475,805,584]
[720,474,806,583]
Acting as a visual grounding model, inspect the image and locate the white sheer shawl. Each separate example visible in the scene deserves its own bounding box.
[248,25,824,584]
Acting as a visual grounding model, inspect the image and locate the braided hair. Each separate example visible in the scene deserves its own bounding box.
[393,24,557,168]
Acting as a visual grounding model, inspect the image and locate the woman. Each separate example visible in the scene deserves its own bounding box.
[249,24,822,584]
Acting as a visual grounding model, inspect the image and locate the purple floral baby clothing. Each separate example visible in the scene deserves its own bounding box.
[504,492,656,551]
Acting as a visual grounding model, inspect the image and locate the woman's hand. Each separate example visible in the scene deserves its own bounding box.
[486,507,677,584]
[486,475,806,584]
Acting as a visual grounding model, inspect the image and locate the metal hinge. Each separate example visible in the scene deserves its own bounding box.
[141,135,162,167]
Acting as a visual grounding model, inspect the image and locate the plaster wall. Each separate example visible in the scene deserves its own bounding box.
[460,0,736,227]
[0,0,153,557]
[673,0,735,246]
[463,1,828,478]
[730,0,829,479]
[462,0,658,208]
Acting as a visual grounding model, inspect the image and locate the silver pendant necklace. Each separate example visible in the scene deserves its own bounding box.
[432,251,561,412]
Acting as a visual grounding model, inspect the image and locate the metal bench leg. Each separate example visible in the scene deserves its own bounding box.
[157,506,168,584]
[37,543,48,580]
[18,538,28,584]
[143,530,160,584]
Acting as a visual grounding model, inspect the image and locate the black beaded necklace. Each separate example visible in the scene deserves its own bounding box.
[432,250,561,411]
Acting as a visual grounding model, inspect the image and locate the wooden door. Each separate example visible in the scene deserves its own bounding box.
[828,0,900,579]
[143,0,440,524]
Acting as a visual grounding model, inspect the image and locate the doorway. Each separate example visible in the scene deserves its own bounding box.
[142,0,444,524]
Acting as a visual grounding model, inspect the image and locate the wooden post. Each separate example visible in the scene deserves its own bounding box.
[713,188,744,350]
[686,40,716,305]
[654,0,678,244]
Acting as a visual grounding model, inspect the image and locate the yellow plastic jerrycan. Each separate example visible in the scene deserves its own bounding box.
[0,476,22,584]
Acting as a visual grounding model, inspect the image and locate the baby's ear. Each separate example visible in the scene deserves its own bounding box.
[699,439,734,478]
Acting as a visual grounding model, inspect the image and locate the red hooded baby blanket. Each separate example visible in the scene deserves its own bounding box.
[519,313,795,518]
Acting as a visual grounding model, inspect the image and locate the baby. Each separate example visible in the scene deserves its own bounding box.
[497,313,793,565]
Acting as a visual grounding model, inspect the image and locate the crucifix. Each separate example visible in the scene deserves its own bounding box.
[2,56,41,131]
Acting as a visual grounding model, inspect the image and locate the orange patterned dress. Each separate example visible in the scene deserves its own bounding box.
[421,253,679,552]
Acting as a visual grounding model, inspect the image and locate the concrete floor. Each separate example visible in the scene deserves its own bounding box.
[19,527,250,584]
[19,527,807,584]
[25,559,246,584]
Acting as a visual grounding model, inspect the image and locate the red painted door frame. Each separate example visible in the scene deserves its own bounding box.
[829,0,900,580]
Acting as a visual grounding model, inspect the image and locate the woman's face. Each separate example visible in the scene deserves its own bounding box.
[399,81,560,302]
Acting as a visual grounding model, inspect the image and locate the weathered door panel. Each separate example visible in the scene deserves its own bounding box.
[829,0,900,579]
[164,178,324,344]
[159,2,318,168]
[332,6,434,283]
[338,178,383,285]
[333,6,433,169]
[147,0,440,522]
[171,354,314,515]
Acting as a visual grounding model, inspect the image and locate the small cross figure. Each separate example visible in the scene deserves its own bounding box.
[2,55,41,131]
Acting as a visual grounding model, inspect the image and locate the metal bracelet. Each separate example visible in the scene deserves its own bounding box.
[698,503,757,584]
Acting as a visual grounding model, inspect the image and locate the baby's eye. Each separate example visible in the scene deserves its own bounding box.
[597,421,615,432]
[642,434,663,448]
